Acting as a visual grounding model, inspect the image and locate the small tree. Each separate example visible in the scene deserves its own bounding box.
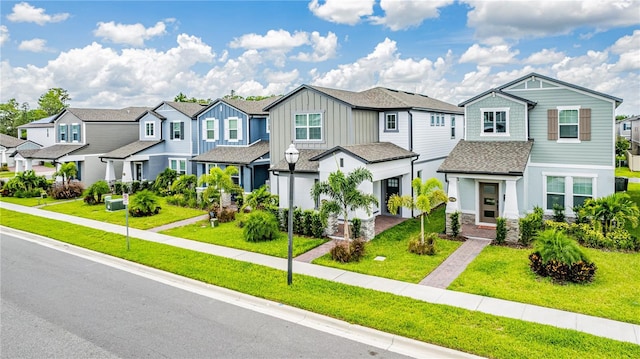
[54,162,77,186]
[153,168,178,196]
[241,184,279,212]
[311,167,378,242]
[580,193,639,235]
[198,166,242,212]
[83,180,110,205]
[387,177,448,244]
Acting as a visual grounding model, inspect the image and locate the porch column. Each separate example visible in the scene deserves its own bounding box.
[24,159,33,171]
[105,160,116,182]
[122,160,133,183]
[14,159,23,173]
[446,176,460,213]
[55,163,63,182]
[503,179,519,219]
[1,150,6,165]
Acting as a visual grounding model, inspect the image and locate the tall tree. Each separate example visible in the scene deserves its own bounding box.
[38,88,71,116]
[312,167,378,242]
[174,92,210,104]
[387,177,448,244]
[0,99,20,135]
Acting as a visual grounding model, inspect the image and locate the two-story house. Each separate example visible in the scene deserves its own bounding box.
[439,73,623,241]
[100,101,207,183]
[265,85,463,239]
[1,133,41,168]
[191,97,281,192]
[17,113,58,149]
[628,115,640,171]
[15,107,148,185]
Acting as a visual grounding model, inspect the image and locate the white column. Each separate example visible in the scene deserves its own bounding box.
[122,160,133,183]
[15,159,23,173]
[25,159,33,171]
[55,163,63,182]
[1,150,6,165]
[105,160,116,182]
[446,176,460,213]
[503,179,519,219]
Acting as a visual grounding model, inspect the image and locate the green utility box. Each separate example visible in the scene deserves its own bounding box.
[106,197,125,211]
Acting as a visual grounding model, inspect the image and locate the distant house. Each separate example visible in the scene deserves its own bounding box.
[628,116,640,171]
[0,133,41,168]
[616,116,636,140]
[16,107,148,185]
[191,97,280,192]
[17,113,58,148]
[100,101,207,183]
[439,73,623,241]
[265,85,462,239]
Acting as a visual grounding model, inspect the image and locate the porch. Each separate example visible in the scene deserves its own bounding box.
[460,223,496,240]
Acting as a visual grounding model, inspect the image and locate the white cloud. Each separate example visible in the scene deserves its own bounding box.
[459,44,519,65]
[610,29,640,54]
[292,31,338,62]
[230,29,309,51]
[523,49,565,65]
[308,0,374,25]
[609,30,640,72]
[6,2,70,25]
[0,26,9,46]
[18,38,48,52]
[370,0,453,31]
[94,21,167,47]
[464,0,640,41]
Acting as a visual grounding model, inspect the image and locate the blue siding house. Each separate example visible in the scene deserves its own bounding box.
[192,97,280,192]
[438,73,623,241]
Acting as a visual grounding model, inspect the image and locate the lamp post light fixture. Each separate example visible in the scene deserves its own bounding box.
[284,143,299,285]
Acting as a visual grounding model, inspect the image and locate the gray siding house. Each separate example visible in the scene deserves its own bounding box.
[439,73,623,241]
[1,133,41,168]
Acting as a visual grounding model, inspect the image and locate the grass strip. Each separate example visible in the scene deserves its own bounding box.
[1,208,638,359]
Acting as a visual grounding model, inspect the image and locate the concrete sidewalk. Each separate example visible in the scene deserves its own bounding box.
[1,201,638,345]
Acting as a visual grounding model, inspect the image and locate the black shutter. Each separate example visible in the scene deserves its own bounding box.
[170,122,174,140]
[180,122,185,140]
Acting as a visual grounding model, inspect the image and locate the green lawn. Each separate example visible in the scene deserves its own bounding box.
[41,195,206,230]
[313,207,462,283]
[0,171,15,179]
[1,208,637,359]
[624,182,640,240]
[161,220,327,258]
[0,195,70,207]
[449,245,640,324]
[616,166,640,178]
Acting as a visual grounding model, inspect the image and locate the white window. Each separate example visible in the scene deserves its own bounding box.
[228,118,238,141]
[203,118,218,141]
[559,109,579,139]
[59,124,67,142]
[206,163,217,174]
[224,117,242,141]
[145,122,155,137]
[171,122,183,140]
[622,123,631,131]
[169,159,186,175]
[266,117,270,133]
[295,113,322,141]
[546,176,565,210]
[430,114,435,126]
[544,174,596,211]
[482,108,509,135]
[71,124,80,142]
[451,116,456,138]
[385,113,397,131]
[573,177,593,207]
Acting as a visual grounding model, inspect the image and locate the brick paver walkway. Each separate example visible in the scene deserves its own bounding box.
[419,238,492,288]
[148,214,210,232]
[294,240,336,263]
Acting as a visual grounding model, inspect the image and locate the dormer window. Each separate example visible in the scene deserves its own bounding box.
[145,122,155,137]
[481,108,509,135]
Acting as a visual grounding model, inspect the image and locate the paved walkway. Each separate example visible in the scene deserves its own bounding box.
[419,238,492,288]
[148,214,210,232]
[1,201,638,345]
[294,240,335,263]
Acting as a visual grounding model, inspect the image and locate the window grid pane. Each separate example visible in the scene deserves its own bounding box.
[573,177,592,196]
[484,112,494,132]
[547,176,565,193]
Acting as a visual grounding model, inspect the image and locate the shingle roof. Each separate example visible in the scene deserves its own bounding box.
[100,140,163,160]
[65,107,149,122]
[11,148,39,158]
[271,149,325,173]
[220,97,283,116]
[438,140,534,176]
[264,85,462,114]
[163,101,209,118]
[0,133,26,148]
[458,89,538,107]
[192,141,269,165]
[18,114,58,128]
[20,144,87,160]
[310,142,418,164]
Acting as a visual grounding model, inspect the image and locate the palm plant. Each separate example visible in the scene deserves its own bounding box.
[54,162,77,186]
[387,177,448,244]
[242,184,279,212]
[153,168,178,196]
[171,174,197,194]
[198,166,242,211]
[581,193,639,235]
[534,228,587,265]
[311,167,378,242]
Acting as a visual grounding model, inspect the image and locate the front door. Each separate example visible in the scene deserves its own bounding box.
[134,162,143,181]
[383,177,401,215]
[479,182,499,224]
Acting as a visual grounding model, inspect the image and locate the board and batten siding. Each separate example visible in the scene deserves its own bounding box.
[74,122,139,155]
[465,96,527,141]
[198,102,250,154]
[505,87,615,166]
[352,109,378,145]
[269,88,354,165]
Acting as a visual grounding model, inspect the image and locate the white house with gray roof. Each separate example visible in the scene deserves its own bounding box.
[264,85,463,239]
[439,73,623,241]
[16,107,148,185]
[0,133,41,168]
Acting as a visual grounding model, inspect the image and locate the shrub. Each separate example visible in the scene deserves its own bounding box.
[49,182,84,199]
[349,238,367,261]
[130,181,141,194]
[351,218,362,239]
[529,252,597,283]
[311,211,325,238]
[330,238,367,263]
[293,207,304,235]
[408,232,438,255]
[519,206,544,245]
[495,217,507,244]
[153,168,178,196]
[450,211,461,237]
[128,190,160,217]
[217,207,236,223]
[534,229,588,265]
[113,181,131,195]
[244,211,280,242]
[552,203,565,222]
[83,180,110,205]
[3,170,49,197]
[171,174,197,195]
[302,210,314,237]
[279,208,289,232]
[606,229,639,251]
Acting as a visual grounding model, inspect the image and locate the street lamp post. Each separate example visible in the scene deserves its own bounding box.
[284,143,299,285]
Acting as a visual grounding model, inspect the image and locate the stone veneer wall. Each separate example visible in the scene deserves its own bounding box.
[325,214,338,237]
[446,212,520,243]
[361,218,375,241]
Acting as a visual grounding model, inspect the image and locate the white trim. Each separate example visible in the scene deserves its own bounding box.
[144,121,155,138]
[557,105,580,141]
[528,162,613,170]
[202,118,218,142]
[169,158,187,175]
[507,81,619,106]
[463,91,530,108]
[474,179,502,225]
[542,172,597,214]
[294,112,324,142]
[480,107,510,136]
[266,117,270,134]
[449,173,521,181]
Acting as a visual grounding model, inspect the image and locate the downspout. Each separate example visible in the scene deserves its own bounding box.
[408,110,416,218]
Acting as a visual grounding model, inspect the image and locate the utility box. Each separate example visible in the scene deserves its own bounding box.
[106,198,125,211]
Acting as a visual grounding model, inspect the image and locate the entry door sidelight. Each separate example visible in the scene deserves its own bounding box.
[479,182,499,224]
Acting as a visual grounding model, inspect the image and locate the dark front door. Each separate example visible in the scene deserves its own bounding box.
[383,177,401,215]
[479,182,499,224]
[134,163,143,181]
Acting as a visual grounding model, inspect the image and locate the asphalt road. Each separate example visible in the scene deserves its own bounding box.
[1,233,412,359]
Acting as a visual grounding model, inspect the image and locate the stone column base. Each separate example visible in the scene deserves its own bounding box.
[506,218,520,243]
[361,218,375,241]
[325,214,338,236]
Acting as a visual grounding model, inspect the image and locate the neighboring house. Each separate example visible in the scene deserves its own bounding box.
[17,113,58,148]
[616,116,635,140]
[265,85,463,238]
[16,107,148,185]
[628,116,640,171]
[0,133,41,168]
[191,97,280,192]
[100,101,207,183]
[439,73,623,241]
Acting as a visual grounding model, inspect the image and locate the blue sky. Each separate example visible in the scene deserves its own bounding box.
[1,1,638,114]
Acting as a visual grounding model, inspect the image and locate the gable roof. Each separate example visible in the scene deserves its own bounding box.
[159,101,209,118]
[100,140,163,160]
[17,113,59,128]
[310,142,418,164]
[192,140,269,165]
[19,144,88,160]
[264,85,462,114]
[64,107,149,122]
[438,140,534,176]
[458,89,538,107]
[271,149,325,173]
[0,133,27,148]
[135,110,166,122]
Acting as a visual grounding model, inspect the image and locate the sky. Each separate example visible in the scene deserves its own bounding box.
[0,0,638,115]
